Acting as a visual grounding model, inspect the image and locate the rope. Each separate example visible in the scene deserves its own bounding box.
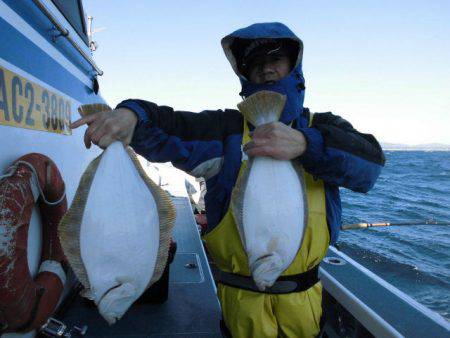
[0,166,17,180]
[0,161,66,206]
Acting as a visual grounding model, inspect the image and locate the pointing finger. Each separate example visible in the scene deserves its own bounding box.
[70,114,98,129]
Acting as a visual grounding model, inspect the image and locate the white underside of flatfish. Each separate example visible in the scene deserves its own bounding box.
[242,156,305,290]
[80,142,159,324]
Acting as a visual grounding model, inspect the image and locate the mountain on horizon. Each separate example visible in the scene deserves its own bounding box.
[381,142,450,151]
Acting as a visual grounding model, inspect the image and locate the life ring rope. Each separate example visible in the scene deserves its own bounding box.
[0,160,66,206]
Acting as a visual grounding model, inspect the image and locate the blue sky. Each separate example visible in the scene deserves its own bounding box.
[84,0,450,145]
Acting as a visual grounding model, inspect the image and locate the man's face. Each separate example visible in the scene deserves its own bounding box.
[247,54,291,84]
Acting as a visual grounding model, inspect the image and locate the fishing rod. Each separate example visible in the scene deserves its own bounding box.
[341,219,450,230]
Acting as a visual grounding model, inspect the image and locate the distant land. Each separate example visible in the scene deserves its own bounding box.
[381,142,450,151]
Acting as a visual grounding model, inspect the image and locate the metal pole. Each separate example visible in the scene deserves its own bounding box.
[341,220,450,230]
[31,0,104,76]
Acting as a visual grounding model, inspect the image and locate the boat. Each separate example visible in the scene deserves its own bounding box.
[1,1,449,337]
[0,0,104,336]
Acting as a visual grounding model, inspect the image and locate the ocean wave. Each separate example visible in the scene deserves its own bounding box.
[340,151,450,319]
[337,242,450,289]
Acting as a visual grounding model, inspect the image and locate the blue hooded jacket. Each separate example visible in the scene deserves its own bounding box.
[118,22,385,244]
[221,22,306,125]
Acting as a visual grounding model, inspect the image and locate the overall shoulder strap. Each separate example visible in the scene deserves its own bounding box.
[242,119,251,144]
[308,112,314,127]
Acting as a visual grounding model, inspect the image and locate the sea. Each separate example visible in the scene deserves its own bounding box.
[338,151,450,320]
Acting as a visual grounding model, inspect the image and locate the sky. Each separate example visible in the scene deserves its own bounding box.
[83,0,450,145]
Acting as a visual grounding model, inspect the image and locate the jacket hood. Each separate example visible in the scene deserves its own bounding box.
[221,22,303,79]
[221,22,306,125]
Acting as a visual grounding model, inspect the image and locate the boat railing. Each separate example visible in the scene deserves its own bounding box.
[31,0,103,76]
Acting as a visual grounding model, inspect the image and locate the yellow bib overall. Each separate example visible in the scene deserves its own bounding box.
[203,119,330,338]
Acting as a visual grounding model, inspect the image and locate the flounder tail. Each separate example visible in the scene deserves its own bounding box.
[78,103,112,117]
[237,91,286,126]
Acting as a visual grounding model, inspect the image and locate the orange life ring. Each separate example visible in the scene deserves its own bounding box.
[0,153,67,333]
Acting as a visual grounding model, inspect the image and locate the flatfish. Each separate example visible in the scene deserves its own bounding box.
[232,91,307,291]
[59,104,175,324]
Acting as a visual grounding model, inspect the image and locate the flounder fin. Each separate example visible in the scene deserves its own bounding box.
[237,91,286,126]
[126,148,176,287]
[230,161,251,252]
[58,154,104,293]
[290,160,309,251]
[78,103,112,117]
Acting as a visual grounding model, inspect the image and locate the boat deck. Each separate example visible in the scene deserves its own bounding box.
[59,196,222,338]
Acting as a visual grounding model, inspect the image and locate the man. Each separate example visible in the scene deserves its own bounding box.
[184,178,198,211]
[72,22,385,337]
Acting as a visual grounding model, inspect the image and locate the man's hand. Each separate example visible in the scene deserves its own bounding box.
[243,122,307,160]
[70,108,138,149]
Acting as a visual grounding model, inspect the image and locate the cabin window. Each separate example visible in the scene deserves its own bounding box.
[52,0,88,44]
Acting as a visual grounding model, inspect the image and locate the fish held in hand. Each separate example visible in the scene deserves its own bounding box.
[59,134,175,324]
[232,91,307,291]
